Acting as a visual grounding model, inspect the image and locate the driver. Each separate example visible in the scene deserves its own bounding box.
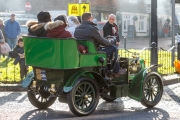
[74,12,126,78]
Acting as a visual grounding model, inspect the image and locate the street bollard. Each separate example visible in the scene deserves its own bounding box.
[178,42,180,60]
[124,36,127,49]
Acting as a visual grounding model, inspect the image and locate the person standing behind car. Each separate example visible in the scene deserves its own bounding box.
[5,14,21,49]
[0,30,5,59]
[0,18,6,42]
[103,14,120,46]
[67,16,80,37]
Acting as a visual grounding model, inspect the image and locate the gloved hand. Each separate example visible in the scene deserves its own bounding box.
[110,37,117,44]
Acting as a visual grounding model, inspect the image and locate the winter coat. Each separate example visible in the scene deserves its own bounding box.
[67,19,79,37]
[27,21,47,37]
[0,25,6,41]
[74,21,112,50]
[0,30,4,41]
[9,45,24,65]
[9,45,20,58]
[44,20,72,38]
[103,21,120,42]
[4,20,21,39]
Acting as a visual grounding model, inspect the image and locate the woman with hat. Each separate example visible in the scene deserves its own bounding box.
[27,11,51,37]
[44,14,72,38]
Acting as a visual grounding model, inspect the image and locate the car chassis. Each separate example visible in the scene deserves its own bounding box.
[22,36,163,116]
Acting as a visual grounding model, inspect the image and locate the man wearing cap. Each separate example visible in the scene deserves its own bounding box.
[5,14,21,49]
[27,11,51,37]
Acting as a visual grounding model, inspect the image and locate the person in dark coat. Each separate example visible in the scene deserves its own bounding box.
[26,11,51,37]
[9,38,28,80]
[0,18,6,42]
[74,12,126,78]
[44,14,72,38]
[103,14,120,46]
[0,30,5,59]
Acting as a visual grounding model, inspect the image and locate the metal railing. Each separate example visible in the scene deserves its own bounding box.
[119,45,177,75]
[0,57,23,83]
[0,46,178,83]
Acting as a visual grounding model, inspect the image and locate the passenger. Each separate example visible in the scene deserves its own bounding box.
[67,16,80,37]
[44,14,72,38]
[103,14,120,47]
[26,11,51,37]
[74,12,126,77]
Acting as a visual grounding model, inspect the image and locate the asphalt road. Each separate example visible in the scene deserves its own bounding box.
[0,83,180,120]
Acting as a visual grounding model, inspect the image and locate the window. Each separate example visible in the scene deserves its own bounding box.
[139,16,145,31]
[129,0,138,3]
[123,15,130,31]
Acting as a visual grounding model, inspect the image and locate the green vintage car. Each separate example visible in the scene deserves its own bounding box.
[22,36,163,116]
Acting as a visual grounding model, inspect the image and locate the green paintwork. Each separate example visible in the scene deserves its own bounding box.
[63,71,106,92]
[23,36,107,69]
[80,53,107,67]
[128,59,146,101]
[128,62,160,101]
[110,84,129,98]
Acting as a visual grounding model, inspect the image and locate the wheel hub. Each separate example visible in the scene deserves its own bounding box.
[84,95,88,100]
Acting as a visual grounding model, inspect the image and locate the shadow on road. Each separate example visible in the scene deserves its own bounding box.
[19,107,169,120]
[0,92,24,105]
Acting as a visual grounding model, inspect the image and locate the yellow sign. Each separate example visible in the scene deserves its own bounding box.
[68,4,79,16]
[79,3,90,16]
[68,3,90,16]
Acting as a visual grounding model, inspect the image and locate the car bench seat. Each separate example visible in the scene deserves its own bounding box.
[23,36,107,69]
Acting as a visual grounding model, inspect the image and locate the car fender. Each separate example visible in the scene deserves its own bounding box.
[63,71,106,92]
[129,64,162,101]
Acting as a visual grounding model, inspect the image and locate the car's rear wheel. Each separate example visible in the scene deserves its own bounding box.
[67,77,99,116]
[28,86,56,109]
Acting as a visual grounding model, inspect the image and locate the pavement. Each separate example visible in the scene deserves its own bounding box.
[1,83,180,119]
[0,37,180,91]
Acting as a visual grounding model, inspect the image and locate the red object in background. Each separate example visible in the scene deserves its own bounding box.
[97,22,105,36]
[164,28,169,34]
[25,2,32,11]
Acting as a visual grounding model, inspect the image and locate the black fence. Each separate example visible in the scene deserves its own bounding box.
[0,46,178,83]
[119,46,177,75]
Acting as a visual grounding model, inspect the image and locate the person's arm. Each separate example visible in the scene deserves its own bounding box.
[4,21,8,35]
[17,22,21,35]
[91,27,112,47]
[0,30,4,40]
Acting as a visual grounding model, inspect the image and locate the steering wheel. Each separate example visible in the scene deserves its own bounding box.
[105,36,117,44]
[100,36,117,49]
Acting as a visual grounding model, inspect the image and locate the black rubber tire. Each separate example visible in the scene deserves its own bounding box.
[28,90,57,109]
[100,88,116,102]
[141,72,163,108]
[67,77,99,116]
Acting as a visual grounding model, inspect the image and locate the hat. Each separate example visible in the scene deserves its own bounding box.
[11,14,15,16]
[37,11,51,22]
[54,14,67,23]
